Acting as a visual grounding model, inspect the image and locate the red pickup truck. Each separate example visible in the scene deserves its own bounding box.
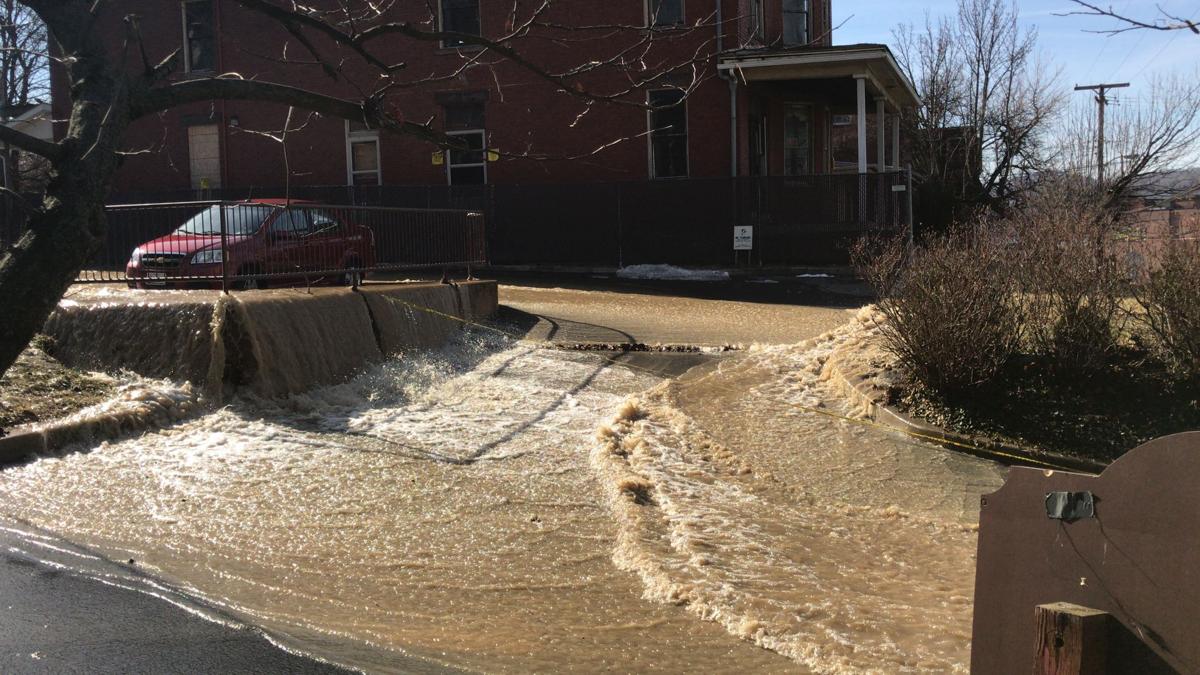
[126,199,376,289]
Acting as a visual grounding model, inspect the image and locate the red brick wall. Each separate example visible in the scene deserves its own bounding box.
[50,0,836,193]
[49,1,741,194]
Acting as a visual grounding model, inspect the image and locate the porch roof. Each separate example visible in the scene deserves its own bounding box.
[717,44,920,111]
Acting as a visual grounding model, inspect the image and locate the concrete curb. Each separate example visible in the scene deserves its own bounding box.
[0,388,207,468]
[822,334,1107,475]
[0,430,46,466]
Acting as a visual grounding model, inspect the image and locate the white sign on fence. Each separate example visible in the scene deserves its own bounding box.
[734,226,753,251]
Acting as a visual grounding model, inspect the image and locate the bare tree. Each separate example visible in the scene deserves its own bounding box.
[893,0,1062,227]
[0,0,724,381]
[1060,1,1200,36]
[0,0,48,191]
[1055,73,1200,207]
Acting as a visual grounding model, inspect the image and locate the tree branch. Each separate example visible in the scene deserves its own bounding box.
[0,121,60,159]
[1058,1,1200,35]
[127,76,445,145]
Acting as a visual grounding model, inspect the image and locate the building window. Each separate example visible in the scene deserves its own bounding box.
[648,0,684,27]
[782,0,809,46]
[440,0,481,47]
[346,121,380,187]
[442,100,486,185]
[446,131,486,185]
[784,104,812,175]
[749,0,765,42]
[181,0,216,73]
[648,90,688,179]
[187,123,222,190]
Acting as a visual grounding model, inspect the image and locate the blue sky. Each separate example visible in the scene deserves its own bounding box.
[835,0,1200,94]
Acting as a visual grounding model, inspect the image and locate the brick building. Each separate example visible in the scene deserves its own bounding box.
[52,1,919,265]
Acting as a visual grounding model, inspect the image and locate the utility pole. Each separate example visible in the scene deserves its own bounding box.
[1074,82,1129,184]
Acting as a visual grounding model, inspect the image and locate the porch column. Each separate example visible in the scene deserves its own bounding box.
[876,98,886,173]
[855,76,867,174]
[892,114,900,170]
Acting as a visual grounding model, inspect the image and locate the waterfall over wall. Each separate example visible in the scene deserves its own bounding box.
[45,293,222,385]
[226,290,382,398]
[41,282,499,398]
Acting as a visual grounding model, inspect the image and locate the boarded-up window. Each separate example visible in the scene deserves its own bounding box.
[187,124,222,190]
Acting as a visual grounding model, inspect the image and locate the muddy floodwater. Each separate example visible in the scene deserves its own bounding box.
[0,318,1004,673]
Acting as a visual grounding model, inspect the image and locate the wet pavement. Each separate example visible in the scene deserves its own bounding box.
[0,529,347,674]
[494,272,864,347]
[0,270,900,673]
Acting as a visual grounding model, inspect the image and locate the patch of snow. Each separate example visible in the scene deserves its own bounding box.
[795,273,834,279]
[616,265,730,282]
[747,278,779,284]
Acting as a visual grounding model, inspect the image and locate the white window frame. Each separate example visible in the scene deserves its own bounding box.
[345,121,382,187]
[645,0,685,28]
[646,90,690,180]
[445,129,487,185]
[181,0,216,74]
[438,0,482,49]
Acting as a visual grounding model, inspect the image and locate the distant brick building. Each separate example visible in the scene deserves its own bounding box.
[50,1,919,266]
[52,0,916,194]
[1116,196,1200,272]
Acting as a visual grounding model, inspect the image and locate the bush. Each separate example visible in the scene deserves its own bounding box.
[1012,183,1128,373]
[853,225,1023,396]
[1136,239,1200,379]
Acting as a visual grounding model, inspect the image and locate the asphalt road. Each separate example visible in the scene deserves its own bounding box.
[0,540,348,674]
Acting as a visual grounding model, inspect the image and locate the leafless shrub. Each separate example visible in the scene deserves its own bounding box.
[853,225,1022,396]
[1135,240,1200,379]
[1012,181,1129,372]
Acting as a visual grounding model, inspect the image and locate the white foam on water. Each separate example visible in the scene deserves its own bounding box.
[1,331,796,672]
[591,315,1007,674]
[0,315,1005,673]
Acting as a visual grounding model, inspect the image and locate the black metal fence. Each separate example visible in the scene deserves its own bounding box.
[86,201,485,289]
[0,173,908,275]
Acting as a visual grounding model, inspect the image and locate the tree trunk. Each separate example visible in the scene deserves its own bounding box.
[0,27,127,387]
[0,190,106,378]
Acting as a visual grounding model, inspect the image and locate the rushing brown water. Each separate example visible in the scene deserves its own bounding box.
[593,313,1006,673]
[0,315,1005,673]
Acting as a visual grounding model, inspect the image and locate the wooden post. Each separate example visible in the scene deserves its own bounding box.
[1033,603,1110,675]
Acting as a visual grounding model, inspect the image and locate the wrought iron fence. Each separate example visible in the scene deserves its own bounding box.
[112,173,906,267]
[78,201,486,289]
[0,173,909,277]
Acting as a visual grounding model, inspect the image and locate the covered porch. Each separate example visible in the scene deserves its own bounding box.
[718,44,920,177]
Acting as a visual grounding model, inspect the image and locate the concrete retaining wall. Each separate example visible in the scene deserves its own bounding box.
[42,281,498,400]
[2,281,498,463]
